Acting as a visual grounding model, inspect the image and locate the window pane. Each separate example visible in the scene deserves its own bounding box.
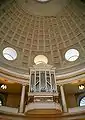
[80,97,85,106]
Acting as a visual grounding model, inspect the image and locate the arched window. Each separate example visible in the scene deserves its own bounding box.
[0,94,5,106]
[0,100,2,106]
[80,96,85,106]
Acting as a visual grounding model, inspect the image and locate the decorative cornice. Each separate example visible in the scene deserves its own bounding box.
[56,67,85,79]
[56,73,85,85]
[0,66,30,79]
[31,63,56,70]
[0,66,29,84]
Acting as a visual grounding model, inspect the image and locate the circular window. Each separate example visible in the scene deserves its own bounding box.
[80,97,85,106]
[34,55,48,65]
[3,47,17,60]
[65,49,79,61]
[36,0,50,2]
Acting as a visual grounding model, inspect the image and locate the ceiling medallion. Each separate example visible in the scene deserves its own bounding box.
[36,0,51,3]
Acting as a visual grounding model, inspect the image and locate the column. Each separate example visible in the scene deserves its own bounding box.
[19,85,26,113]
[60,85,67,112]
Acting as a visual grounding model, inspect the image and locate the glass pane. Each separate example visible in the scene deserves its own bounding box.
[36,77,39,83]
[46,71,49,76]
[51,74,55,89]
[41,71,45,88]
[0,100,2,106]
[31,73,35,86]
[36,83,39,92]
[47,83,51,92]
[47,77,50,83]
[36,71,39,76]
[30,71,35,92]
[80,97,85,106]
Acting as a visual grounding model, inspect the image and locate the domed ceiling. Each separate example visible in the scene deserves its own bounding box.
[0,0,85,74]
[16,0,69,16]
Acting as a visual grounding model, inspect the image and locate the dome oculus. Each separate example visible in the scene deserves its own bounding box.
[65,49,79,61]
[34,55,48,65]
[36,0,50,3]
[3,47,17,61]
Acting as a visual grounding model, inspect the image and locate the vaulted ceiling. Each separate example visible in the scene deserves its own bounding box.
[0,0,85,74]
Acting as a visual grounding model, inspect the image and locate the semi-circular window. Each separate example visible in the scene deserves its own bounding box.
[0,94,5,106]
[0,100,2,106]
[80,96,85,106]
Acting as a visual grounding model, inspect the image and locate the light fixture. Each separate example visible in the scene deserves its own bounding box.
[34,55,48,65]
[79,84,84,90]
[3,47,17,60]
[1,84,7,89]
[65,49,79,61]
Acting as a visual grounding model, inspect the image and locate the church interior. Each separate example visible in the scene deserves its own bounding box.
[0,0,85,120]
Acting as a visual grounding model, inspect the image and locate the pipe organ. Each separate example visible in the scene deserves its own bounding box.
[25,63,62,114]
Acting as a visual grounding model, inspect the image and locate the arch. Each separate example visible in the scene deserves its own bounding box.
[0,93,6,106]
[77,93,85,107]
[80,96,85,106]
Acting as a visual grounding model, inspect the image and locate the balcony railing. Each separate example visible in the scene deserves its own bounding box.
[68,106,85,113]
[0,106,18,113]
[25,102,62,113]
[0,105,85,114]
[30,88,57,93]
[28,91,59,97]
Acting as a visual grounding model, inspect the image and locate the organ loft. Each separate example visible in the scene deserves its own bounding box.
[25,63,62,114]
